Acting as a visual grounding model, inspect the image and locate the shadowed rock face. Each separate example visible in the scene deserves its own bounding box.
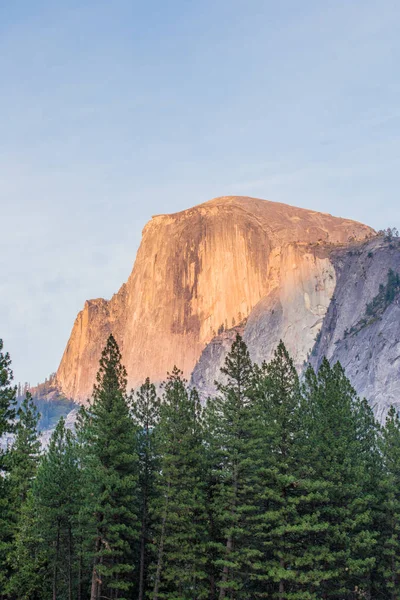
[56,196,373,402]
[309,237,400,423]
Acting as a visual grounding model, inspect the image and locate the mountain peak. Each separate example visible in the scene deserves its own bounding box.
[56,196,375,401]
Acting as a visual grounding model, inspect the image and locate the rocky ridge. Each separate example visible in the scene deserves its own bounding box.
[56,196,373,403]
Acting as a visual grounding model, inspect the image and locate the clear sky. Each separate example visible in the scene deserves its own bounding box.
[1,0,400,385]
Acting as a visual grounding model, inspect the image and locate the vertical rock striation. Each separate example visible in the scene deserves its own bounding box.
[56,196,373,402]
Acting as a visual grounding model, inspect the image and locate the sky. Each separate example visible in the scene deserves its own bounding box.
[1,0,400,385]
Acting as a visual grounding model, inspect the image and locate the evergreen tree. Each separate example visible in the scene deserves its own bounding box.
[0,339,16,443]
[150,367,208,600]
[37,418,80,600]
[131,378,160,600]
[78,334,139,600]
[6,490,47,600]
[250,341,327,599]
[7,417,81,600]
[206,333,258,599]
[0,339,17,594]
[352,398,383,599]
[300,359,377,599]
[5,391,41,597]
[378,406,400,599]
[8,391,41,507]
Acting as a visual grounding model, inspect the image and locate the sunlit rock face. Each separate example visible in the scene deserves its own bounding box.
[191,244,337,399]
[56,196,373,402]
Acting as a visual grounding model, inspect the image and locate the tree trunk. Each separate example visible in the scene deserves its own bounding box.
[219,534,233,600]
[138,488,147,600]
[279,557,285,600]
[68,524,73,600]
[90,536,102,600]
[53,522,60,600]
[152,480,170,600]
[210,572,216,600]
[78,536,82,600]
[219,465,238,600]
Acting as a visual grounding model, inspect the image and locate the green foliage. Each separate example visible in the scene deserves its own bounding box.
[300,360,378,598]
[366,269,400,316]
[131,378,161,600]
[150,367,208,600]
[344,269,400,337]
[3,332,400,599]
[250,341,329,600]
[374,406,400,597]
[6,417,81,600]
[0,338,17,452]
[16,375,77,432]
[0,339,17,591]
[8,392,41,507]
[205,333,259,599]
[77,334,139,600]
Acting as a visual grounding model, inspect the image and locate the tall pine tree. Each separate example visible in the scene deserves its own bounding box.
[300,359,377,599]
[5,391,41,598]
[131,378,160,600]
[378,405,400,599]
[206,333,259,599]
[0,339,17,595]
[250,341,326,599]
[150,367,208,600]
[78,334,139,600]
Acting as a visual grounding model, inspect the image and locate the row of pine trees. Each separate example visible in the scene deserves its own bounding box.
[1,334,400,599]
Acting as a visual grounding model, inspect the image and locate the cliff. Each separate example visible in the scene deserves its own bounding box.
[310,237,400,422]
[56,196,373,401]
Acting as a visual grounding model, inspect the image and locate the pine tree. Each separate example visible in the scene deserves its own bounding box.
[378,406,400,599]
[0,339,16,443]
[0,339,17,594]
[300,359,377,599]
[352,397,382,599]
[150,367,208,600]
[206,333,258,599]
[8,391,41,507]
[78,334,139,600]
[5,391,41,597]
[131,378,160,600]
[6,490,47,600]
[250,341,323,599]
[7,417,81,600]
[37,417,80,600]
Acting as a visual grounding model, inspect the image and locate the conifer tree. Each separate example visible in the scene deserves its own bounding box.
[131,378,160,600]
[378,405,400,599]
[5,391,41,597]
[206,333,258,599]
[7,417,81,600]
[36,417,80,600]
[300,359,377,599]
[0,339,17,593]
[8,391,41,507]
[250,341,323,599]
[0,339,16,443]
[352,397,383,598]
[6,490,47,600]
[78,334,139,600]
[150,367,208,600]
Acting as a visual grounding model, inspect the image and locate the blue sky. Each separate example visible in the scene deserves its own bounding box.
[1,0,400,384]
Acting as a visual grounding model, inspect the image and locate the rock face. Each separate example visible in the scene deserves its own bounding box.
[191,243,338,398]
[310,237,400,423]
[192,235,400,422]
[56,196,373,402]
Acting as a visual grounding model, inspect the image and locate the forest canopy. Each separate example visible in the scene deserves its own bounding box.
[1,334,400,600]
